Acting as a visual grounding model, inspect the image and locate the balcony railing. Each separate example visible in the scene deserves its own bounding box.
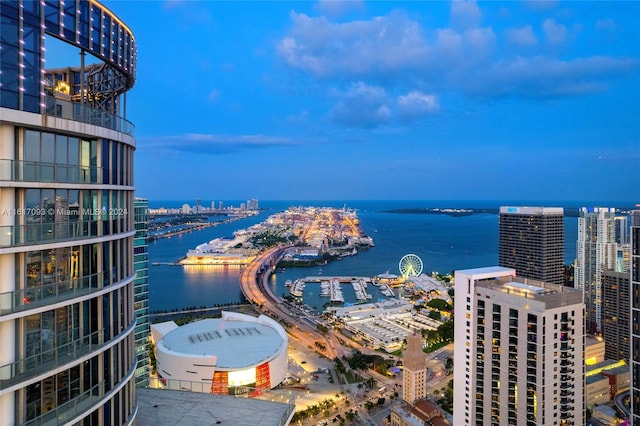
[0,272,106,316]
[0,220,116,248]
[23,361,136,426]
[0,320,135,391]
[0,159,102,184]
[44,96,134,136]
[25,382,104,426]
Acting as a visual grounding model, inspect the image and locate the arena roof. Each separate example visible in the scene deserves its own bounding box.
[158,317,285,369]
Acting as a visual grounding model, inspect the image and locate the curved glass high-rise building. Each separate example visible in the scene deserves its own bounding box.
[0,1,138,425]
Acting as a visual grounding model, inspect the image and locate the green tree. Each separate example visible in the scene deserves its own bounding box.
[428,309,441,320]
[426,298,452,311]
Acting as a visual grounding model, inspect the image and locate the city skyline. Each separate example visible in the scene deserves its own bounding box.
[49,0,639,202]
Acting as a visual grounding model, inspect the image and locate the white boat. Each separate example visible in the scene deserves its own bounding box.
[320,282,330,297]
[290,280,306,297]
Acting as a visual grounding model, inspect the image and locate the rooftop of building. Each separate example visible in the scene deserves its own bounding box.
[393,399,452,426]
[153,314,285,369]
[586,359,628,377]
[329,298,413,319]
[499,206,564,215]
[585,373,608,385]
[135,388,294,426]
[456,266,515,277]
[585,335,605,347]
[471,272,583,308]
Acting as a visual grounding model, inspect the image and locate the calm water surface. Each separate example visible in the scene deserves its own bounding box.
[148,200,586,312]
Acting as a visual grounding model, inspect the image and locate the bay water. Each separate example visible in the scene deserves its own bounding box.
[148,200,594,312]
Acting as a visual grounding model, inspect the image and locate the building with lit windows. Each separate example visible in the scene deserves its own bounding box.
[133,198,150,386]
[0,1,137,425]
[453,266,585,426]
[150,312,288,395]
[498,206,565,286]
[631,222,640,426]
[602,269,630,363]
[576,207,617,333]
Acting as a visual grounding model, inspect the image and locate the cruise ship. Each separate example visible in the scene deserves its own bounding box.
[180,238,256,265]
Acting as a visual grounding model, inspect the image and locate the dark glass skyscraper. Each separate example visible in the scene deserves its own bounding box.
[602,269,630,362]
[0,1,137,424]
[498,206,565,286]
[134,198,150,387]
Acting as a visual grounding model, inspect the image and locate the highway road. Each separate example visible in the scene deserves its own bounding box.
[239,246,341,359]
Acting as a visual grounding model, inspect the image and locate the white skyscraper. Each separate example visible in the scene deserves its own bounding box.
[575,207,617,333]
[454,267,584,426]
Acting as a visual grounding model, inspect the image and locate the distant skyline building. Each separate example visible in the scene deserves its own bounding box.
[454,266,585,426]
[602,270,630,363]
[134,198,150,386]
[615,215,630,244]
[498,206,565,286]
[247,199,259,210]
[0,1,138,424]
[576,207,617,333]
[631,222,640,426]
[402,332,428,404]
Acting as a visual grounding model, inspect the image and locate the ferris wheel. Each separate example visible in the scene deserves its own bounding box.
[399,254,423,277]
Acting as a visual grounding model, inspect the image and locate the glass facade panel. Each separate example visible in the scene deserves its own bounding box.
[1,2,137,425]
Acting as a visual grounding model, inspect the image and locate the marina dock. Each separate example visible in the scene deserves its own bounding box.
[289,276,391,304]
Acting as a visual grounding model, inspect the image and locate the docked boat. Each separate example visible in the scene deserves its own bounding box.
[290,280,306,297]
[320,281,330,297]
[330,280,344,303]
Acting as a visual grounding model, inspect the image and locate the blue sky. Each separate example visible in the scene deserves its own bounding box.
[96,1,639,202]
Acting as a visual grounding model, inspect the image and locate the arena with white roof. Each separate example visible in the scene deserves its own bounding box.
[151,311,288,395]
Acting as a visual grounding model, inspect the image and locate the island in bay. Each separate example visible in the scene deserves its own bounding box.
[179,206,375,267]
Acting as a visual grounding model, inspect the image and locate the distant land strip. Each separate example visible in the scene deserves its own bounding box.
[380,208,588,218]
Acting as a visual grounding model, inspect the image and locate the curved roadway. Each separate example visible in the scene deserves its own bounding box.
[239,246,342,359]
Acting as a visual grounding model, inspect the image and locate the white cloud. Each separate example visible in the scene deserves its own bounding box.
[542,18,567,45]
[329,82,392,128]
[450,0,482,30]
[276,12,429,78]
[315,0,364,18]
[397,91,439,120]
[523,0,557,11]
[140,133,303,155]
[462,56,637,98]
[505,25,537,46]
[276,5,639,112]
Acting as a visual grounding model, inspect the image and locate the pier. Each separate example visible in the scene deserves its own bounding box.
[287,276,397,305]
